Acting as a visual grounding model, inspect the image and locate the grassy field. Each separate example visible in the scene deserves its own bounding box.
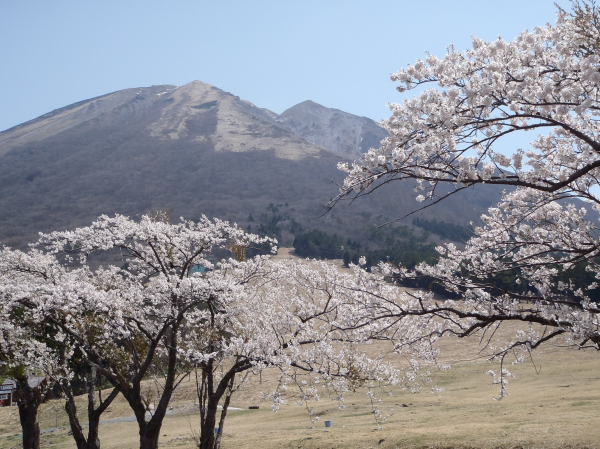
[1,251,599,449]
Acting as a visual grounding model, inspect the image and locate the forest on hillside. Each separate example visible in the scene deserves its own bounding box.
[246,205,600,302]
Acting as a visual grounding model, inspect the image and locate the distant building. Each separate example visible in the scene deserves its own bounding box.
[0,377,47,407]
[0,379,16,406]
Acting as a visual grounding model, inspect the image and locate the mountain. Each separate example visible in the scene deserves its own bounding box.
[0,80,502,249]
[275,100,389,160]
[0,81,325,160]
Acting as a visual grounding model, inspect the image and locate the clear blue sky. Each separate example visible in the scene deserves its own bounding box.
[0,0,565,132]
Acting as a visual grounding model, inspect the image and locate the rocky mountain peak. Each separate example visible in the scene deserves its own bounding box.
[0,81,390,161]
[276,100,389,160]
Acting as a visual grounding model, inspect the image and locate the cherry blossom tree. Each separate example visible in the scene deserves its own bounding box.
[333,0,600,396]
[182,257,437,449]
[0,213,434,449]
[0,338,50,449]
[0,248,121,449]
[0,248,64,449]
[28,213,278,449]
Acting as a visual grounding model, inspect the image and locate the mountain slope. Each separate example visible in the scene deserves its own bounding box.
[0,81,327,160]
[276,100,389,160]
[0,87,155,156]
[0,81,503,249]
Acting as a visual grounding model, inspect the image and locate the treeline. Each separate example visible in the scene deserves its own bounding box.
[246,203,293,257]
[247,202,292,242]
[293,229,346,260]
[290,224,456,296]
[293,225,438,270]
[247,203,440,270]
[412,218,473,242]
[290,225,600,302]
[249,206,600,301]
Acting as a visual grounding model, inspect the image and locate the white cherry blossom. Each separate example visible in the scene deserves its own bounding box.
[333,1,600,398]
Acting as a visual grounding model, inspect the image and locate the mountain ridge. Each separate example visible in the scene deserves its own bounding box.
[0,81,389,160]
[0,80,502,249]
[276,100,389,159]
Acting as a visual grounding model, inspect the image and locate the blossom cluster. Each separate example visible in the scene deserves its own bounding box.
[334,5,600,398]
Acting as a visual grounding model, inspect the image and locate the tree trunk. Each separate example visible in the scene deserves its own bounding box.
[63,383,89,449]
[63,393,113,449]
[213,374,235,449]
[139,424,162,449]
[19,405,40,449]
[128,385,168,449]
[196,363,243,449]
[61,368,118,449]
[86,366,101,449]
[131,327,181,449]
[86,416,101,449]
[136,391,175,449]
[199,397,218,449]
[16,376,43,449]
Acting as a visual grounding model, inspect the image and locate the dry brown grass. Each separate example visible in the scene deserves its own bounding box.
[0,251,599,449]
